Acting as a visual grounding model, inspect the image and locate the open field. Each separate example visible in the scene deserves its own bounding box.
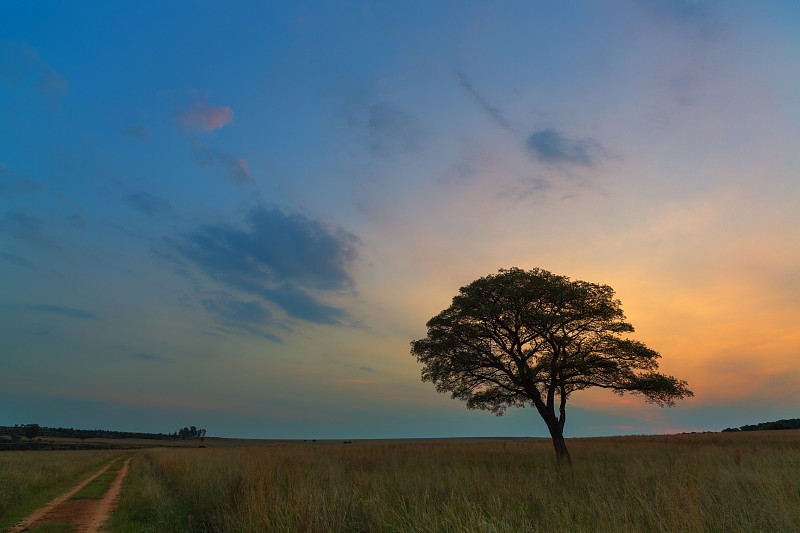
[102,430,800,533]
[0,449,124,530]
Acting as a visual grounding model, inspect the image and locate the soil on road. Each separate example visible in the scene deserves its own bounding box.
[7,457,131,533]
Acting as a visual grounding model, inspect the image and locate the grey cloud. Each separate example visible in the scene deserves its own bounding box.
[201,295,282,343]
[125,191,172,217]
[183,207,358,292]
[454,72,608,172]
[456,71,515,132]
[260,285,347,325]
[525,128,603,167]
[30,304,98,320]
[366,103,425,157]
[177,206,359,327]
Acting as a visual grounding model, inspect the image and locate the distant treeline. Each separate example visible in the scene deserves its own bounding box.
[722,418,800,432]
[0,424,206,441]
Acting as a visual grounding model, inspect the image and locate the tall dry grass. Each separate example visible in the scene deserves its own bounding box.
[108,431,800,532]
[0,449,123,529]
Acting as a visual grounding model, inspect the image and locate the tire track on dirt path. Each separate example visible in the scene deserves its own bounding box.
[6,457,132,533]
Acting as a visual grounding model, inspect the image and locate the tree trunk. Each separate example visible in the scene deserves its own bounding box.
[546,422,572,466]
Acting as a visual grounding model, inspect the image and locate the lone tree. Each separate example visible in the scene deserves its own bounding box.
[410,267,692,464]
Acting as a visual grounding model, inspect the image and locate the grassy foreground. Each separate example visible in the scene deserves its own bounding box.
[0,449,123,530]
[108,430,800,532]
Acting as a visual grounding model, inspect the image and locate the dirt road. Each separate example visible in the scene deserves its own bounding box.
[7,457,131,533]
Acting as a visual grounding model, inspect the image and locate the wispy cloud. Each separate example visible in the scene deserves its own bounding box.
[199,147,250,183]
[456,70,515,132]
[175,206,359,328]
[30,304,98,320]
[178,101,233,133]
[124,124,151,141]
[201,294,283,343]
[0,179,47,197]
[0,251,36,270]
[454,72,607,173]
[125,191,172,217]
[0,178,46,197]
[221,156,250,183]
[192,140,252,184]
[174,93,249,184]
[365,103,425,158]
[37,67,69,94]
[498,176,554,203]
[0,211,51,247]
[0,40,68,95]
[0,164,47,197]
[525,128,604,167]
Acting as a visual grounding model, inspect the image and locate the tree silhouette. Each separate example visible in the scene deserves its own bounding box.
[176,426,206,439]
[24,423,40,440]
[411,267,693,464]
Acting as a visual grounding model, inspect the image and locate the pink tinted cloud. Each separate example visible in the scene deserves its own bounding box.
[179,102,234,132]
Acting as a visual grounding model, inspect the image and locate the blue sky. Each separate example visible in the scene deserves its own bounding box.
[1,1,799,438]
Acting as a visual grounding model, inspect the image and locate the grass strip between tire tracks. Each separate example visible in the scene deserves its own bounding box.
[70,457,129,500]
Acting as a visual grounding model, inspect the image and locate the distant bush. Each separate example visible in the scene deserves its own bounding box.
[723,418,800,432]
[24,423,41,440]
[0,424,173,441]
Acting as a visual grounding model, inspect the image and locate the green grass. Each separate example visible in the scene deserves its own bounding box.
[70,456,129,500]
[107,430,800,532]
[0,450,124,530]
[70,471,118,500]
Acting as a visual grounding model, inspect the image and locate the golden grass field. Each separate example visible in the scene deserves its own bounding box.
[3,430,799,532]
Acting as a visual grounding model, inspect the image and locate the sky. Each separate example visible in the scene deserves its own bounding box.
[1,1,799,439]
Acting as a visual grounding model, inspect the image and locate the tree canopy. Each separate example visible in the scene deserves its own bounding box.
[411,267,693,463]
